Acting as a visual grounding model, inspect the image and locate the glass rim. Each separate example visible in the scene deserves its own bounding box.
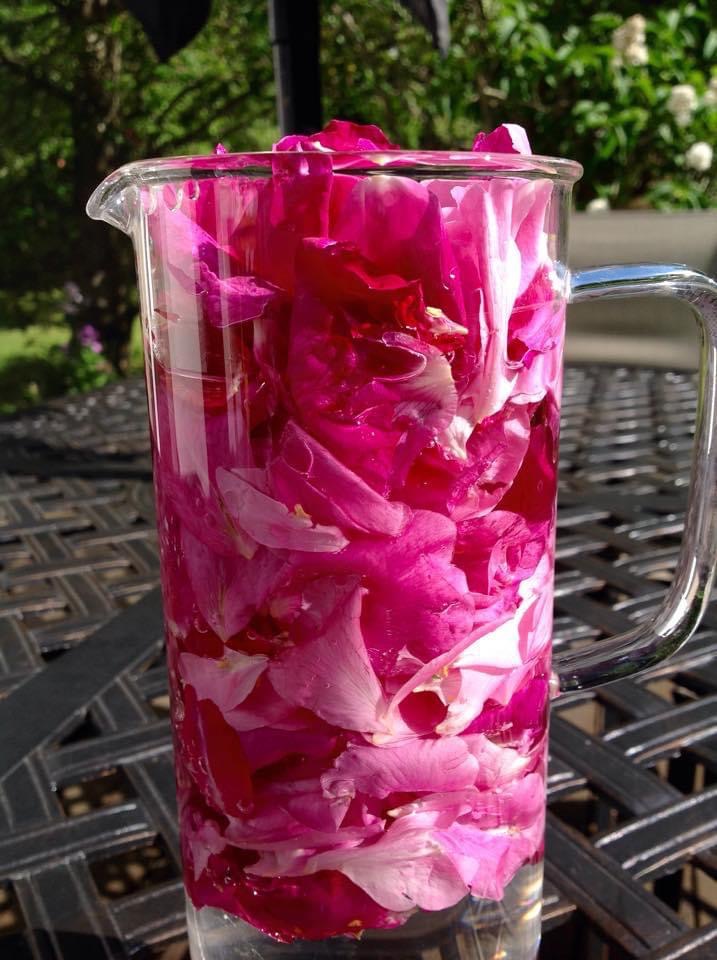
[97,148,584,189]
[87,149,583,230]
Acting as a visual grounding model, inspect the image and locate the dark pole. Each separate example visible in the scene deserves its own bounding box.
[268,0,323,136]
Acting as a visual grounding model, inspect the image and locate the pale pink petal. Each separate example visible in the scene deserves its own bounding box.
[224,804,313,847]
[181,526,285,641]
[321,739,479,801]
[464,734,538,789]
[253,776,353,834]
[436,570,554,736]
[179,648,268,714]
[180,804,227,882]
[434,773,545,899]
[449,177,553,424]
[224,678,304,732]
[386,789,480,823]
[448,402,533,520]
[271,422,410,537]
[382,331,458,434]
[376,602,512,742]
[269,584,389,732]
[217,467,349,553]
[297,816,467,912]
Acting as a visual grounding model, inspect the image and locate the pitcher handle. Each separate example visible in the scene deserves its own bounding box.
[555,264,717,691]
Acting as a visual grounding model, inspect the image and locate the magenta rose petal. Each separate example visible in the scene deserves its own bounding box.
[199,266,283,328]
[181,526,285,640]
[333,175,464,323]
[455,510,548,598]
[190,856,406,942]
[472,123,532,155]
[255,152,333,291]
[239,726,340,773]
[275,118,400,152]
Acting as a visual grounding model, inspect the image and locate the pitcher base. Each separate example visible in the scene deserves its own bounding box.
[187,861,543,960]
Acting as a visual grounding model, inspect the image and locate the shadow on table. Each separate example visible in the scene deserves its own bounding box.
[0,435,152,481]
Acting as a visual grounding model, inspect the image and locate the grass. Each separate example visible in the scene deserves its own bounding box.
[0,323,69,364]
[0,318,144,415]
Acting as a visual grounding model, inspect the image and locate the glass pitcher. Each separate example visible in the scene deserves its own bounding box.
[87,134,717,960]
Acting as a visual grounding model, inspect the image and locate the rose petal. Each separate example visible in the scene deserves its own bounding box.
[181,526,285,641]
[269,583,389,732]
[289,814,468,912]
[217,467,349,553]
[472,124,532,155]
[322,738,479,800]
[271,421,410,537]
[179,648,268,715]
[275,119,400,152]
[198,267,282,328]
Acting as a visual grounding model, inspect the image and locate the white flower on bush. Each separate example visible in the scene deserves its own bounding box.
[612,15,648,66]
[704,77,717,108]
[586,197,610,213]
[625,42,648,66]
[667,84,698,126]
[685,141,713,173]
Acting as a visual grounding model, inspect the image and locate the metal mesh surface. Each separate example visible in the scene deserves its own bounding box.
[0,366,715,959]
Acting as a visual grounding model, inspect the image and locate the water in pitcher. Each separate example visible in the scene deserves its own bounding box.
[96,121,570,960]
[187,862,544,960]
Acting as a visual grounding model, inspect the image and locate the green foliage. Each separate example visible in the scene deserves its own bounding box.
[0,0,276,320]
[0,326,113,413]
[323,0,716,209]
[0,0,715,410]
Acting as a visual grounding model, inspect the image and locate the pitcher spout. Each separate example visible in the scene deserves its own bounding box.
[86,164,140,235]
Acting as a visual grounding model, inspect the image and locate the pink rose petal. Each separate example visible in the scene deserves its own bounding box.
[269,583,390,732]
[322,738,479,801]
[179,648,268,714]
[271,421,410,537]
[217,467,349,553]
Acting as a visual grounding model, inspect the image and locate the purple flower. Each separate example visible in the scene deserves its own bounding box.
[78,324,103,354]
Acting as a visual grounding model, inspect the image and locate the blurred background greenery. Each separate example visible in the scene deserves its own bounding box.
[0,0,714,412]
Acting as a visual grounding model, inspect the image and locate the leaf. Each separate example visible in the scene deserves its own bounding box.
[705,31,717,60]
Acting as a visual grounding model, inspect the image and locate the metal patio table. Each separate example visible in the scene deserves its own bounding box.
[0,365,715,960]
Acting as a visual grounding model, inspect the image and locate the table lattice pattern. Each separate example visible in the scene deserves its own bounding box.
[0,366,715,959]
